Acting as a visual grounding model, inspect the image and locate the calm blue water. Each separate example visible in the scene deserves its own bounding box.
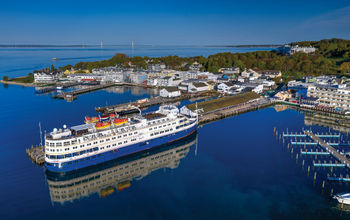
[1,47,350,219]
[0,45,274,78]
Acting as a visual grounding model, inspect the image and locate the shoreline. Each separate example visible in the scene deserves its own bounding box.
[0,80,36,87]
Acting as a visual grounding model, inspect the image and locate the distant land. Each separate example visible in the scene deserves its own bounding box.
[0,44,282,48]
[208,44,283,48]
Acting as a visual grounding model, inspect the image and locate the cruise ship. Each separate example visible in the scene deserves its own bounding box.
[45,105,198,172]
[46,133,197,204]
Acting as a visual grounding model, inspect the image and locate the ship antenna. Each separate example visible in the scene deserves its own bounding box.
[195,102,199,122]
[39,122,43,146]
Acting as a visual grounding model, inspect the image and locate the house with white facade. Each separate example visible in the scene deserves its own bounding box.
[159,87,181,98]
[34,70,61,83]
[188,82,208,93]
[217,82,235,93]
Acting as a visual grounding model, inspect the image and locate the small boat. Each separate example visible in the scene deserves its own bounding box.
[56,86,63,90]
[100,186,115,198]
[52,57,59,61]
[84,116,99,124]
[95,121,111,130]
[137,98,148,104]
[113,118,128,126]
[334,193,350,205]
[117,181,131,191]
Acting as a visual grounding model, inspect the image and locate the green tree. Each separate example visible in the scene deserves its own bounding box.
[3,76,9,81]
[51,64,55,72]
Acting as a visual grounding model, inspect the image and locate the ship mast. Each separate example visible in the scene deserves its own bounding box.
[39,122,43,146]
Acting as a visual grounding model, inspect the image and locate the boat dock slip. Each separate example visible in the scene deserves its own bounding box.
[291,141,339,146]
[305,131,350,169]
[328,177,350,182]
[283,133,340,138]
[313,163,346,167]
[26,146,45,166]
[301,151,330,155]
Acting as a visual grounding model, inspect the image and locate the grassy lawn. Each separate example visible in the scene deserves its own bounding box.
[187,92,260,113]
[10,74,34,83]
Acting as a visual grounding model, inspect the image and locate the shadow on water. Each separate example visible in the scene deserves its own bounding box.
[45,132,198,205]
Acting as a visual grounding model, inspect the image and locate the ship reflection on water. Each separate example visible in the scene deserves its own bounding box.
[45,132,197,205]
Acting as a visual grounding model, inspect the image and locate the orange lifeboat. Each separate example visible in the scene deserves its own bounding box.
[117,181,131,191]
[109,113,116,119]
[85,116,99,124]
[95,121,111,129]
[113,118,128,126]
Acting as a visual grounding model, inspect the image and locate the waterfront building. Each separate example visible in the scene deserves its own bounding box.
[129,73,148,84]
[160,87,181,98]
[34,70,61,83]
[307,84,350,110]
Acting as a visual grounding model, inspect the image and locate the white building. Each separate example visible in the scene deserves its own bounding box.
[217,82,234,93]
[278,45,316,55]
[188,82,208,93]
[307,84,350,110]
[159,87,181,98]
[34,71,60,83]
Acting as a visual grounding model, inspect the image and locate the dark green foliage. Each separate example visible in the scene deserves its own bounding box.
[59,39,350,79]
[3,76,9,81]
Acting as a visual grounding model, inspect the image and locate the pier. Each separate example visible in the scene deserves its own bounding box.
[96,92,217,114]
[53,83,116,101]
[305,131,350,168]
[35,82,80,94]
[26,146,45,166]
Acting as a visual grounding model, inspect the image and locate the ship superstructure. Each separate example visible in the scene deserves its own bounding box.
[45,105,197,172]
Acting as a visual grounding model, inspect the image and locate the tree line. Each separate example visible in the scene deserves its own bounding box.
[58,38,350,80]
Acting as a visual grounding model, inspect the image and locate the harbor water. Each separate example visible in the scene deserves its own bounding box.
[0,47,350,219]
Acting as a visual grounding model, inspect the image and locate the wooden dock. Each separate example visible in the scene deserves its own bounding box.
[198,97,271,125]
[53,83,116,101]
[96,92,217,113]
[26,145,45,166]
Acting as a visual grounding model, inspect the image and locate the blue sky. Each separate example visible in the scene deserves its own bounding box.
[1,0,350,45]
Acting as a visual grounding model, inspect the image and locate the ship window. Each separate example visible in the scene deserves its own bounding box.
[87,143,91,146]
[118,136,121,138]
[149,128,152,131]
[113,144,116,146]
[100,140,104,143]
[50,143,55,147]
[123,134,127,137]
[150,133,154,136]
[71,140,77,144]
[112,137,116,140]
[64,141,70,146]
[124,141,127,143]
[106,138,110,141]
[118,142,122,145]
[129,133,132,136]
[65,148,69,151]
